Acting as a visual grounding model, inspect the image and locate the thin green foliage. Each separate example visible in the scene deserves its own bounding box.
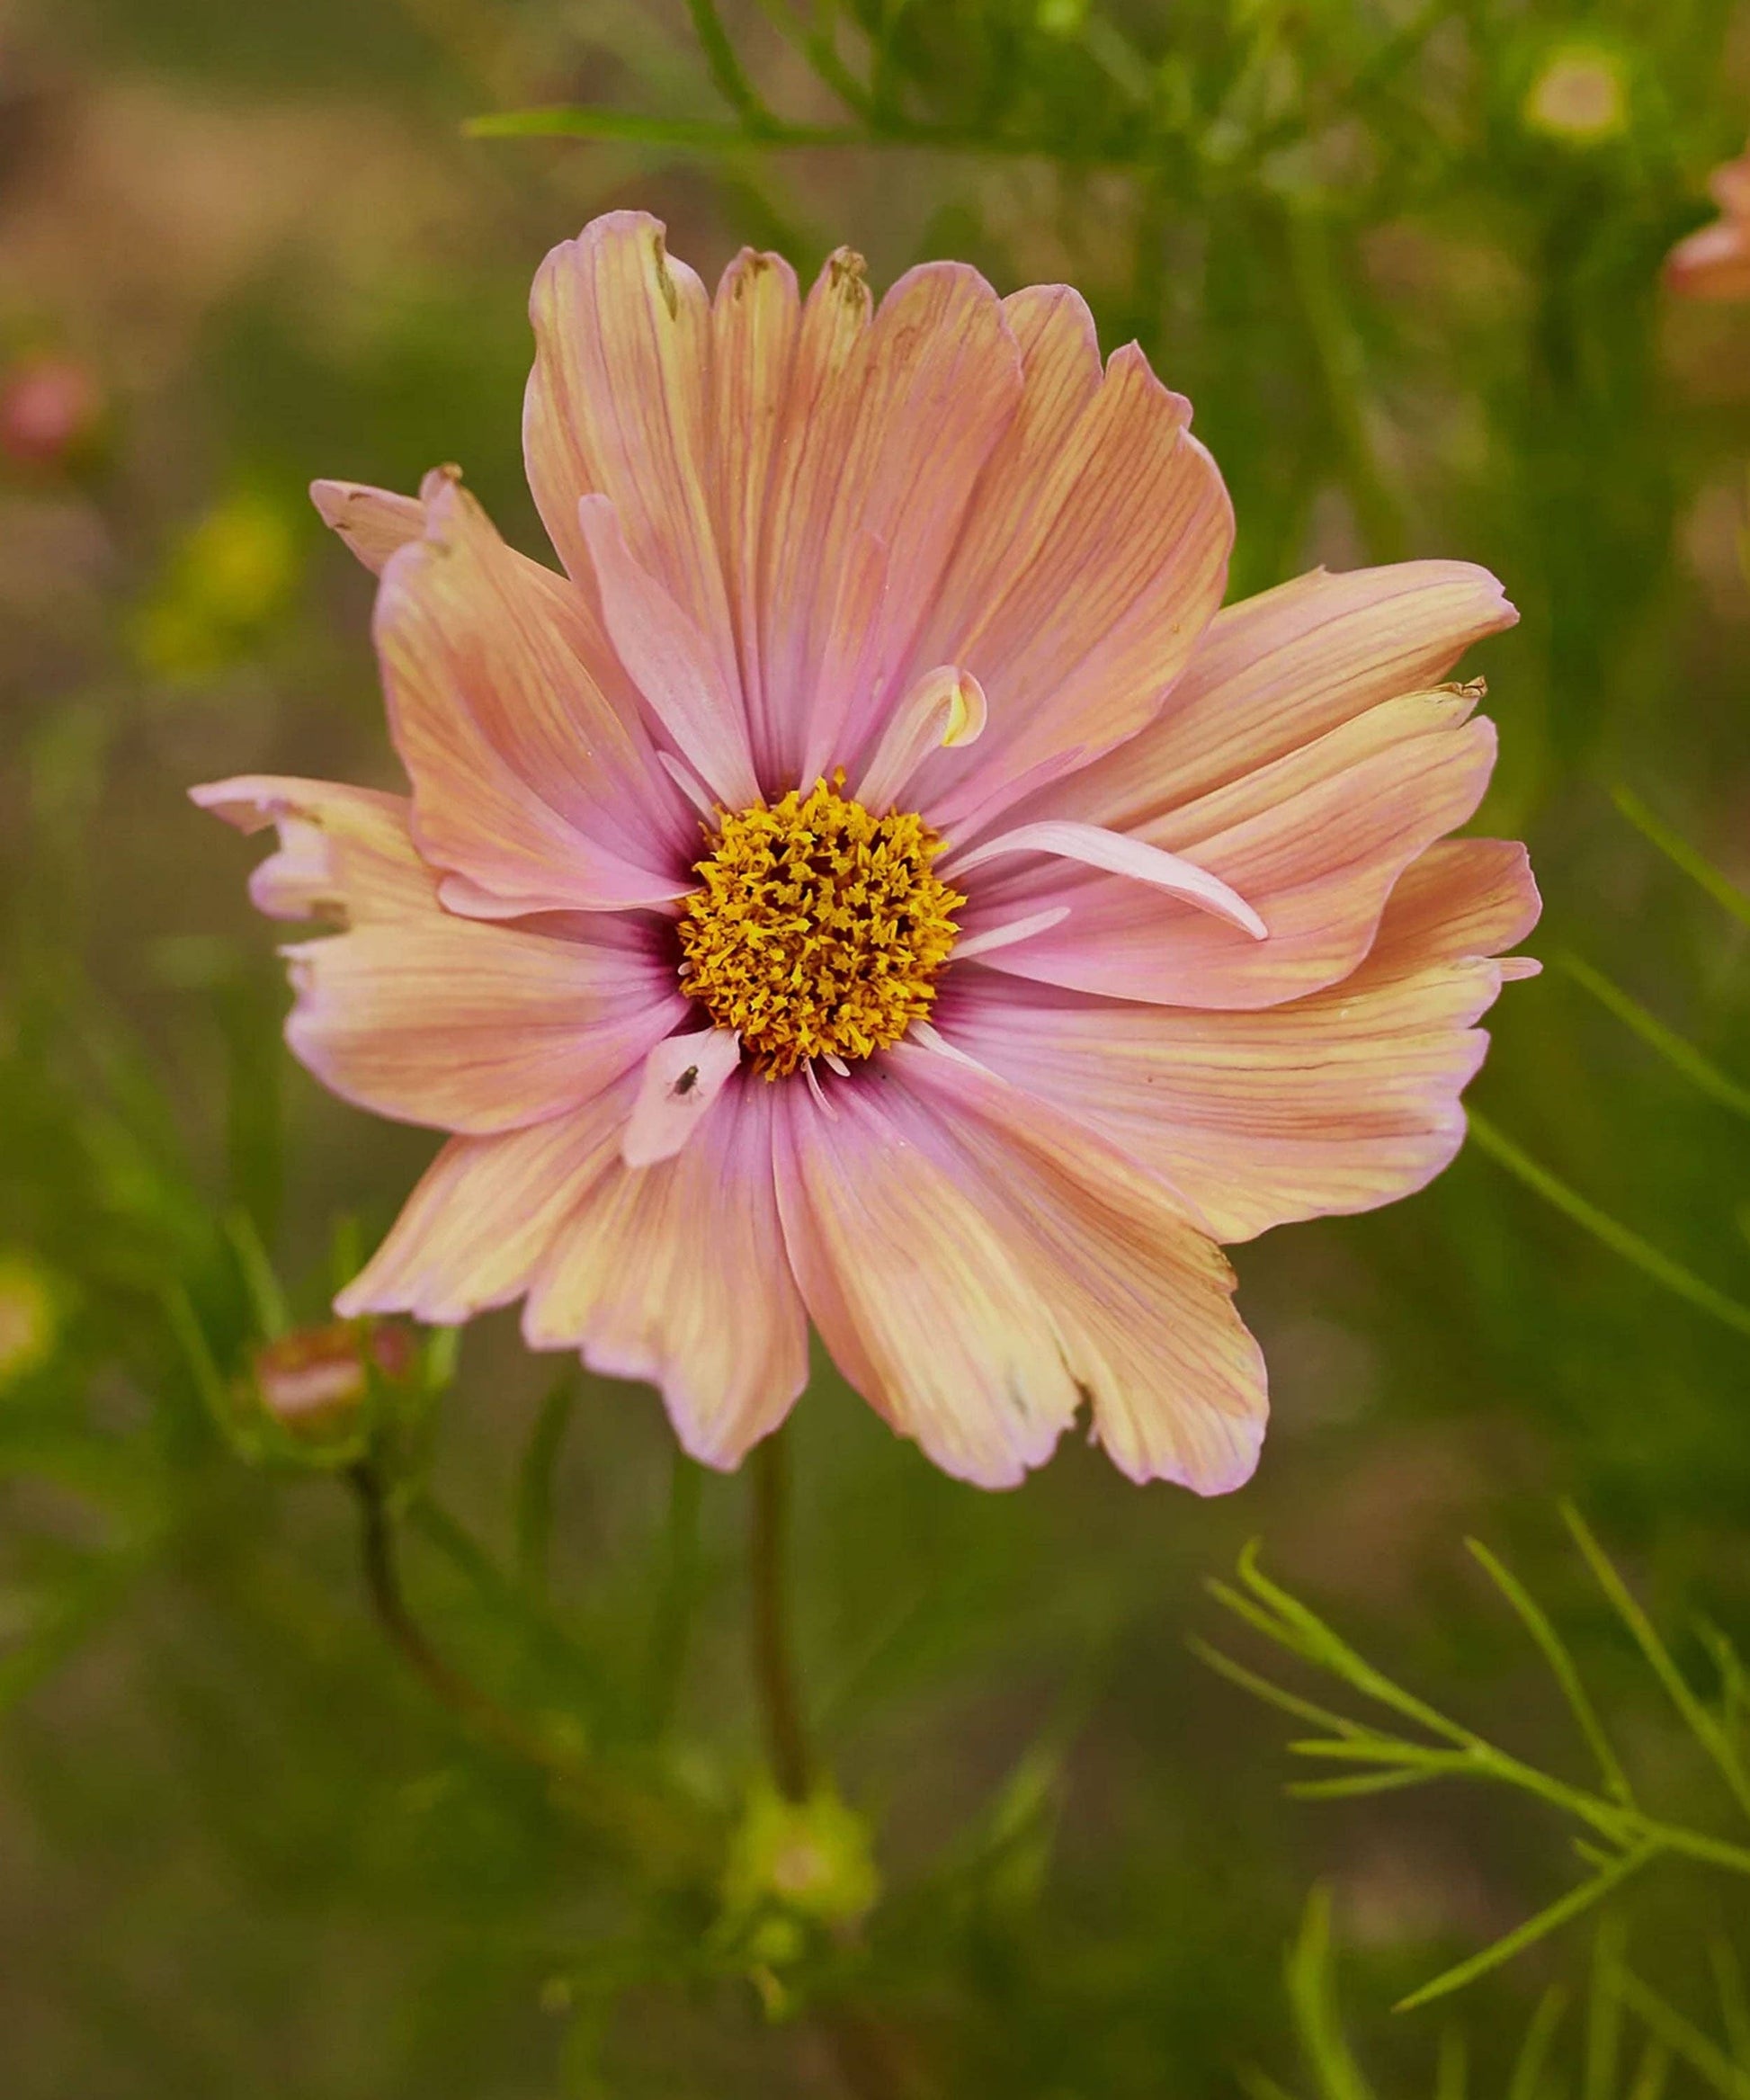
[1614,790,1750,934]
[1466,1113,1750,1343]
[1202,1522,1750,2008]
[1613,1973,1750,2100]
[515,1376,578,1597]
[1465,1536,1637,1809]
[1556,952,1750,1123]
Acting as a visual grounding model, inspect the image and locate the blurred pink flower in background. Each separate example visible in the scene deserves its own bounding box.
[194,212,1538,1494]
[1666,147,1750,299]
[0,352,103,468]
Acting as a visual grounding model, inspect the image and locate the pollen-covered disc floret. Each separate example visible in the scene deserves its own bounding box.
[677,778,965,1078]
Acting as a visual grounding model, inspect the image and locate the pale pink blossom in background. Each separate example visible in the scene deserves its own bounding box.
[0,353,103,467]
[194,211,1539,1494]
[1666,147,1750,299]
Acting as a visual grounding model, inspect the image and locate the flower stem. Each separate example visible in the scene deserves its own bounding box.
[749,1426,811,1801]
[348,1461,706,1873]
[351,1459,548,1760]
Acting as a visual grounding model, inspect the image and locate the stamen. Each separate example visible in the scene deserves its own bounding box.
[677,776,964,1078]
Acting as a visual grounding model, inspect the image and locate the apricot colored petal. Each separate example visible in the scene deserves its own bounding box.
[963,693,1496,1008]
[938,832,1540,1241]
[523,1075,808,1468]
[575,494,760,808]
[524,212,741,703]
[906,335,1233,837]
[621,1024,743,1169]
[192,774,429,921]
[193,774,680,1133]
[335,1086,635,1323]
[1362,837,1540,974]
[282,923,682,1136]
[760,255,1023,783]
[309,479,424,574]
[374,473,692,916]
[1039,559,1516,834]
[710,248,802,777]
[773,1049,1266,1491]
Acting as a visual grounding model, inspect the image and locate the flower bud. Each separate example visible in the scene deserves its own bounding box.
[251,1322,369,1438]
[721,1780,880,1935]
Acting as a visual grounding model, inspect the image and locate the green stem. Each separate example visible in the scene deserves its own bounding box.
[1285,201,1406,565]
[639,1449,703,1740]
[349,1463,706,1874]
[750,1427,811,1801]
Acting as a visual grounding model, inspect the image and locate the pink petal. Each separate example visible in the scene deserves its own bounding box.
[309,479,424,574]
[282,924,682,1138]
[936,831,1541,1242]
[336,1086,636,1323]
[192,774,429,921]
[796,527,890,790]
[710,248,802,778]
[903,325,1234,838]
[524,212,742,711]
[962,691,1496,1008]
[773,1048,1266,1492]
[1666,215,1750,300]
[575,494,760,809]
[523,1074,808,1468]
[755,255,1023,784]
[938,969,1482,1247]
[1362,837,1541,976]
[374,471,692,916]
[1036,559,1517,834]
[853,664,986,814]
[342,1075,808,1469]
[945,819,1265,940]
[621,1024,743,1168]
[193,775,681,1133]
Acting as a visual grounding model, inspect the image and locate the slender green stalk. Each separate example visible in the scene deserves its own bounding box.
[1508,1987,1570,2100]
[1467,1112,1750,1341]
[1614,1973,1750,2100]
[515,1375,576,1596]
[349,1464,705,1872]
[352,1460,567,1770]
[1561,1504,1750,1823]
[685,0,782,130]
[1284,201,1406,566]
[1395,1850,1651,2013]
[1588,1915,1630,2100]
[749,1427,810,1801]
[1466,1536,1636,1807]
[639,1449,703,1741]
[1556,952,1750,1122]
[1613,789,1750,932]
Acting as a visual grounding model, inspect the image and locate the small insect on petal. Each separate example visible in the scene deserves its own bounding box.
[622,1026,743,1168]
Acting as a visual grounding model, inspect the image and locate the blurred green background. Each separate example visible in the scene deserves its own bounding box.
[4,0,1750,2094]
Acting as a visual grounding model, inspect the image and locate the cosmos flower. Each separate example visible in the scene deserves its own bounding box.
[1666,147,1750,300]
[194,212,1538,1493]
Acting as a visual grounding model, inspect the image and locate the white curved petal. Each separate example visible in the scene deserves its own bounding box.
[947,821,1266,940]
[853,665,987,814]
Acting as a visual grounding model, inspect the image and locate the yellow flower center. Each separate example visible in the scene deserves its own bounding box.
[677,778,964,1078]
